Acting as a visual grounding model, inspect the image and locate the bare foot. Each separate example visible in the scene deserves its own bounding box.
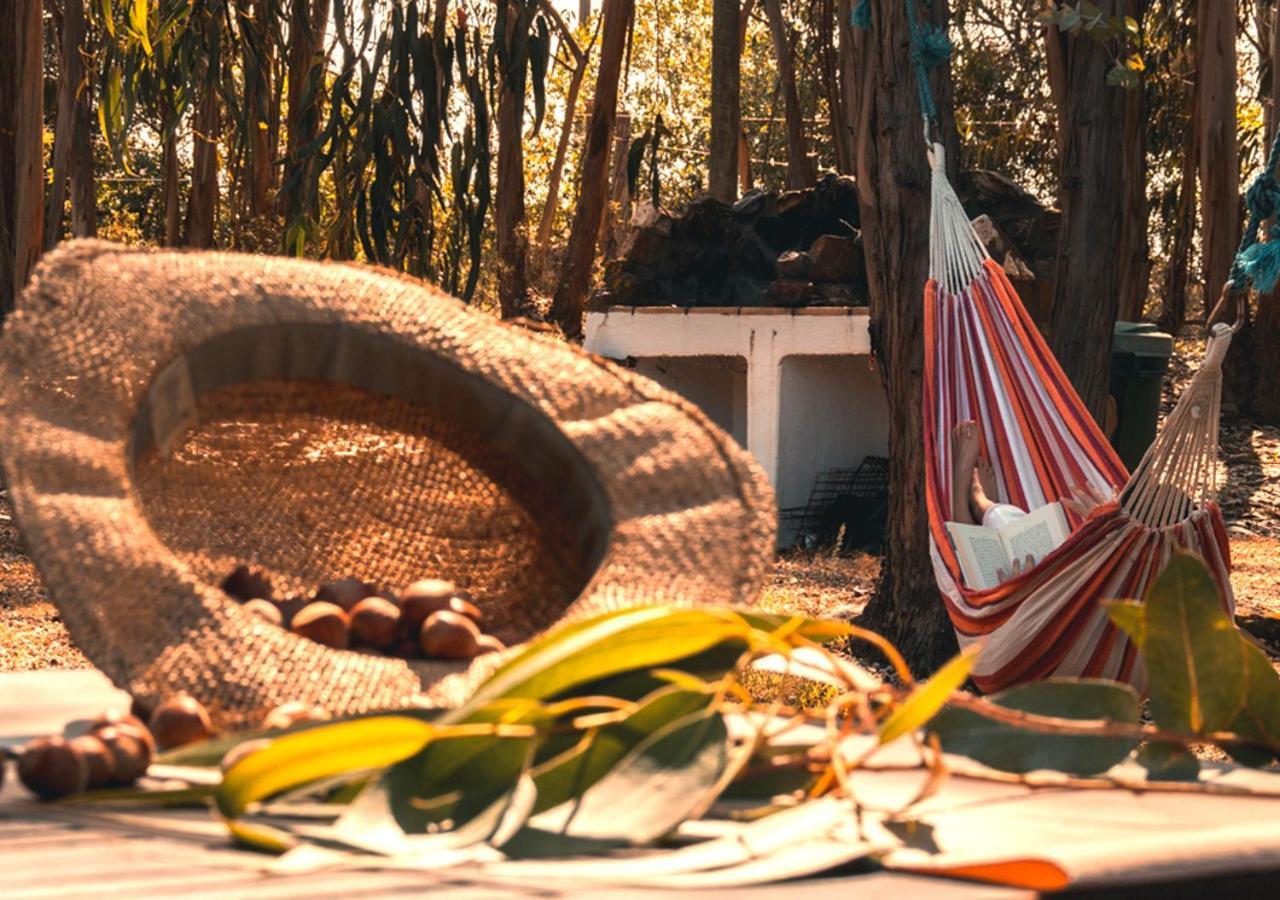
[951,421,981,524]
[970,454,1000,523]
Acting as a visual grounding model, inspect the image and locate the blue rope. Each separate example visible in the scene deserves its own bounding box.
[852,0,951,128]
[1230,128,1280,295]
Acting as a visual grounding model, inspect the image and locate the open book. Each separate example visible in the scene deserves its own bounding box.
[945,502,1070,591]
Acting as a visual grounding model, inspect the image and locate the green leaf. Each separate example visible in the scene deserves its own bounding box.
[99,0,116,37]
[453,607,755,713]
[130,0,152,56]
[1135,741,1200,781]
[1224,641,1280,765]
[216,715,435,821]
[931,678,1140,775]
[1142,553,1246,734]
[879,644,981,744]
[515,707,731,849]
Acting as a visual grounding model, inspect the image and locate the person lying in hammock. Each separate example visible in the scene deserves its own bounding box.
[950,421,1113,586]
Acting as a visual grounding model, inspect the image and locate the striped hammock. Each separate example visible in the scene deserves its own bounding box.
[923,144,1236,693]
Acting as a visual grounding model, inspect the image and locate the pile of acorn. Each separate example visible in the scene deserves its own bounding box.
[2,692,328,801]
[222,566,505,661]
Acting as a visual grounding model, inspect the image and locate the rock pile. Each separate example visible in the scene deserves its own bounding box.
[594,174,870,309]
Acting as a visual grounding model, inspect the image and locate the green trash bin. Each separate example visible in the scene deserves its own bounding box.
[1109,321,1174,471]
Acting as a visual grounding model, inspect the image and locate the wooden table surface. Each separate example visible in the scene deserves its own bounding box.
[5,670,1279,899]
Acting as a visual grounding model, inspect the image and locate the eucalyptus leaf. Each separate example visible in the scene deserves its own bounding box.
[1142,553,1245,734]
[930,678,1140,775]
[1134,741,1200,781]
[880,644,981,744]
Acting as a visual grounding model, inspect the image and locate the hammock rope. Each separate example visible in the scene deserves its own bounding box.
[855,0,1280,690]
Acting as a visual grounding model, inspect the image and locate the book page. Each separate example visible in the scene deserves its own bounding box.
[945,522,1010,591]
[999,502,1070,567]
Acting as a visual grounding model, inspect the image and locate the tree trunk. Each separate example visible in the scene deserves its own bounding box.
[824,0,852,174]
[549,0,634,339]
[762,0,814,189]
[708,0,741,202]
[835,0,861,175]
[283,0,331,227]
[600,112,632,262]
[738,127,754,195]
[1,0,44,311]
[495,0,534,318]
[852,0,959,674]
[1116,0,1150,322]
[46,0,90,249]
[185,85,221,248]
[1158,73,1198,335]
[242,0,277,217]
[1196,0,1238,298]
[535,38,589,271]
[162,129,182,247]
[1045,7,1128,424]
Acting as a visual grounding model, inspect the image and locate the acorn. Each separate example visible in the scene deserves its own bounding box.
[148,693,216,751]
[243,598,284,627]
[69,734,115,788]
[313,577,374,613]
[220,738,272,774]
[400,580,482,636]
[91,709,157,756]
[93,725,152,785]
[291,602,350,649]
[349,596,401,650]
[261,701,331,732]
[18,736,88,799]
[222,565,274,603]
[474,634,507,656]
[419,610,482,659]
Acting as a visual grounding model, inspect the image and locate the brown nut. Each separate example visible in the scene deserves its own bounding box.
[474,634,507,656]
[91,709,156,755]
[419,610,482,659]
[313,577,375,612]
[148,694,216,751]
[400,580,482,634]
[222,565,274,602]
[292,601,350,649]
[349,596,401,650]
[262,701,331,732]
[68,734,115,788]
[94,725,153,785]
[242,598,284,627]
[18,736,88,799]
[220,738,272,773]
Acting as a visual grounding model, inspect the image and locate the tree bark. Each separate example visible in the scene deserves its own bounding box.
[1116,0,1150,322]
[1045,6,1128,424]
[535,29,589,271]
[549,0,633,339]
[852,0,959,674]
[185,85,221,248]
[1158,72,1198,335]
[161,128,182,247]
[1,0,44,311]
[1196,0,1238,298]
[241,0,278,217]
[283,0,331,226]
[46,0,96,248]
[708,0,741,202]
[835,0,861,175]
[762,0,815,189]
[495,0,535,318]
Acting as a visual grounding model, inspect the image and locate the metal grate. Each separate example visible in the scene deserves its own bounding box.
[780,456,889,553]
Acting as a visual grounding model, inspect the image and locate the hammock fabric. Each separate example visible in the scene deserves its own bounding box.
[923,146,1236,693]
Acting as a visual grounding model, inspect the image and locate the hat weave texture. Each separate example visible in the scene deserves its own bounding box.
[0,241,775,727]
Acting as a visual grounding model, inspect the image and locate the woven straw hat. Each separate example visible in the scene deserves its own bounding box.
[0,241,775,728]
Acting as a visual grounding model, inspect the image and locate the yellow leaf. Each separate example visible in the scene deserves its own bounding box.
[879,644,982,745]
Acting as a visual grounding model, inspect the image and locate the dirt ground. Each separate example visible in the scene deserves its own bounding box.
[2,339,1279,672]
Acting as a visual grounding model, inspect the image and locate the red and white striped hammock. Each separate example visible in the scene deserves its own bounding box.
[923,145,1236,693]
